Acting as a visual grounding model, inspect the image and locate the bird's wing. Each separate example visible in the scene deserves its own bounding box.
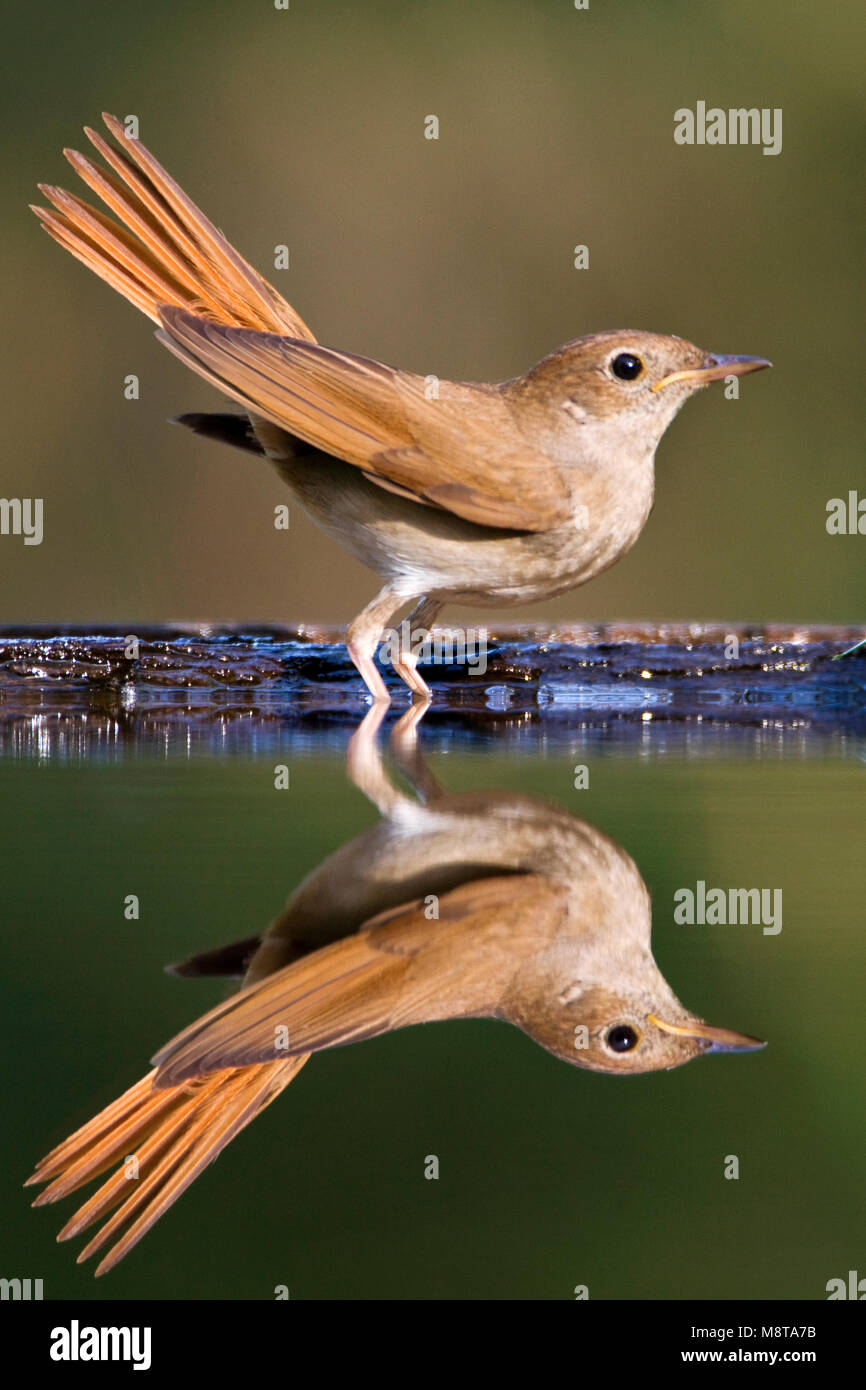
[156,308,572,531]
[151,873,565,1085]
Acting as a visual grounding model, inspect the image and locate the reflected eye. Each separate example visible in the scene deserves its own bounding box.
[606,1024,639,1052]
[611,352,643,381]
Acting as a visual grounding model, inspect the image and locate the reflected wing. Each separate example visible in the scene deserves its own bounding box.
[152,873,566,1085]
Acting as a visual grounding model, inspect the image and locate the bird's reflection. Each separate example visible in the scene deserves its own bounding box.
[28,706,763,1273]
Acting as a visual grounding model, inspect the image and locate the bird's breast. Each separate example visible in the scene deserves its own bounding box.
[275,447,656,605]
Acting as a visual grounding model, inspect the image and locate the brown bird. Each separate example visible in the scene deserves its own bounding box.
[32,114,770,702]
[27,707,763,1275]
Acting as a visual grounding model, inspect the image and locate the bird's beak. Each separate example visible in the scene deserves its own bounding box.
[648,1014,766,1053]
[651,353,772,392]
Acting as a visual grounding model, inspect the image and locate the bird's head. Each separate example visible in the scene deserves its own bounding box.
[508,330,770,461]
[514,980,765,1076]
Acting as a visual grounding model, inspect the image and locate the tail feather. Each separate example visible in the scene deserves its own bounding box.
[27,1069,173,1189]
[31,202,160,320]
[27,1056,308,1275]
[36,183,194,311]
[65,138,230,305]
[32,113,316,341]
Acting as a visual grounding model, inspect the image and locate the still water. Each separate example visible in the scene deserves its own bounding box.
[2,643,864,1300]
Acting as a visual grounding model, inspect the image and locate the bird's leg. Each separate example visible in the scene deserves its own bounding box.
[391,597,443,703]
[345,704,410,813]
[346,584,416,704]
[390,703,445,804]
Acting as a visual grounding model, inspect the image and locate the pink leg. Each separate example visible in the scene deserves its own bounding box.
[391,597,443,703]
[346,585,416,704]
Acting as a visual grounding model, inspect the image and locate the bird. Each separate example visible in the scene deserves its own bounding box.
[32,113,770,703]
[27,706,764,1275]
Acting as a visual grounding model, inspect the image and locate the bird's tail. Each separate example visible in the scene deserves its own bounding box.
[26,1055,308,1275]
[31,112,316,340]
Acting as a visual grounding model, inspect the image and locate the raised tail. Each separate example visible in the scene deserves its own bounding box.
[31,112,316,340]
[26,1055,308,1275]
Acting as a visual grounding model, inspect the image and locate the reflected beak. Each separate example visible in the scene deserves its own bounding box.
[651,353,772,392]
[648,1014,766,1053]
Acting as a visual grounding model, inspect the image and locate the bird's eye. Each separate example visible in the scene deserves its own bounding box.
[611,352,644,381]
[606,1024,639,1052]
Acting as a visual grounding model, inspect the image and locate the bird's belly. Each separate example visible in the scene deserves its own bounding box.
[276,452,654,605]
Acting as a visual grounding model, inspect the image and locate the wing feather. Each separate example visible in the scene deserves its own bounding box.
[152,873,566,1084]
[157,309,571,531]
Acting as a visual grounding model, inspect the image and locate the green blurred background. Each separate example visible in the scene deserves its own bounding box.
[1,0,863,626]
[3,745,863,1300]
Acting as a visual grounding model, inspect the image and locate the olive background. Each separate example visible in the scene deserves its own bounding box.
[0,0,863,625]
